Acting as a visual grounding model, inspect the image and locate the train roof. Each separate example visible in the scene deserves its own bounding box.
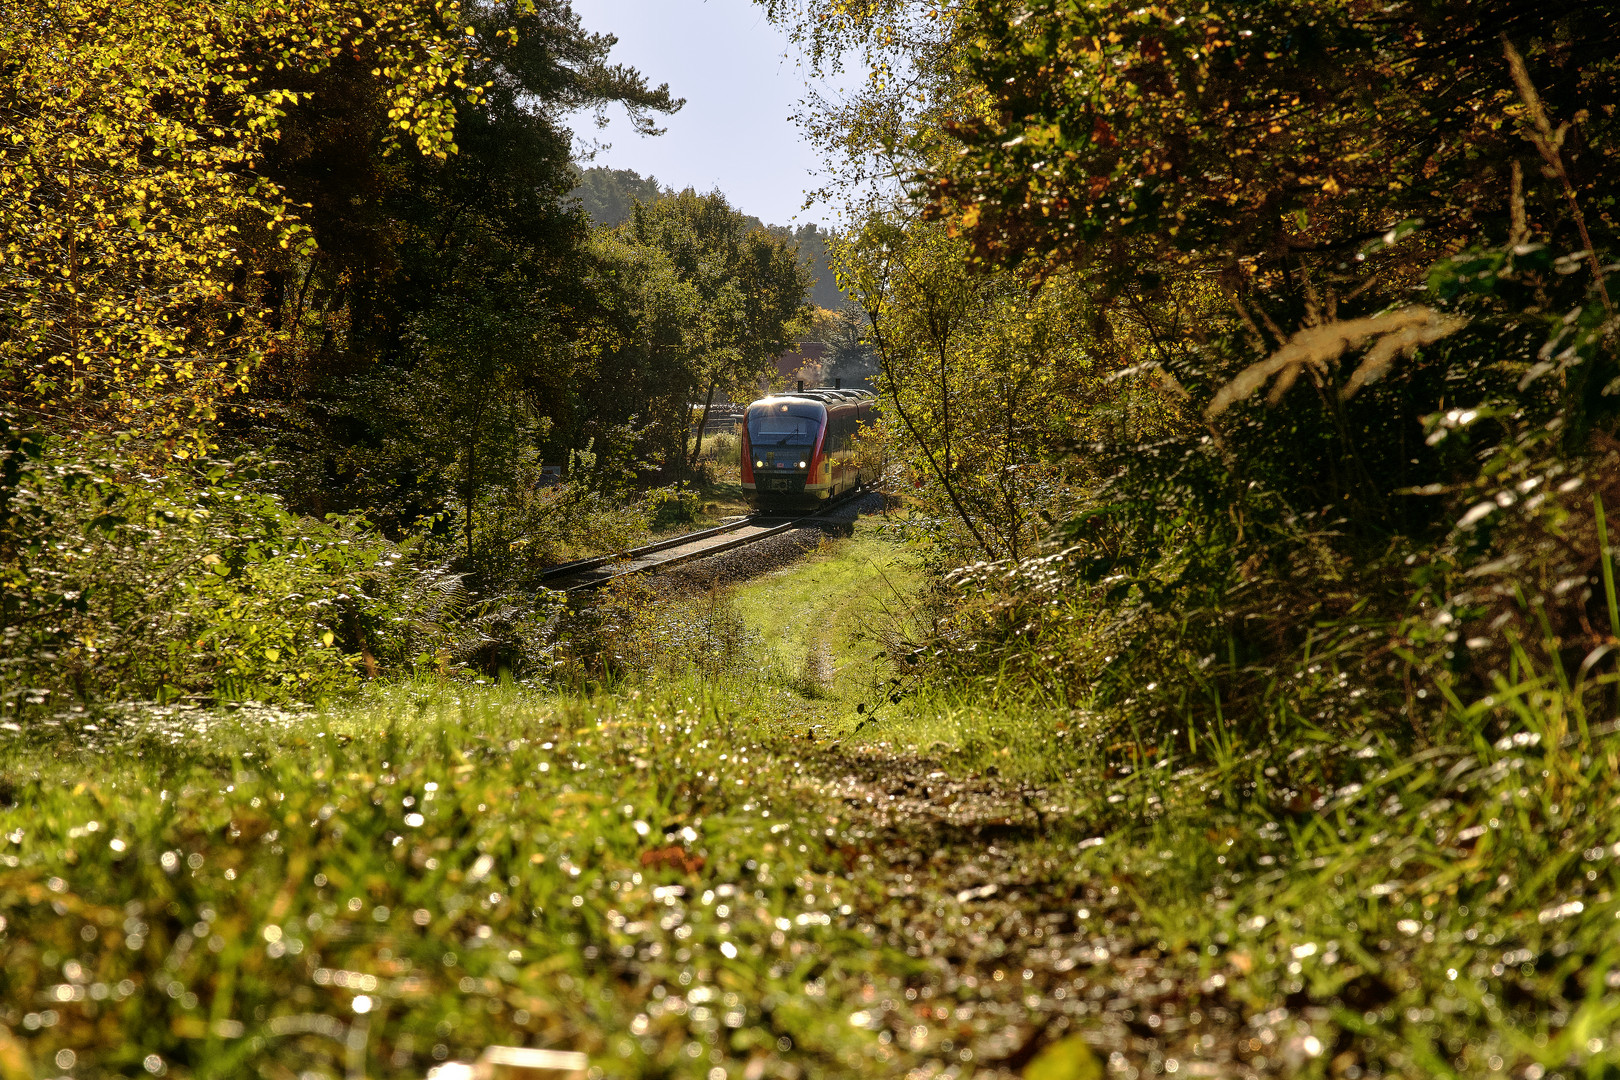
[751,387,876,408]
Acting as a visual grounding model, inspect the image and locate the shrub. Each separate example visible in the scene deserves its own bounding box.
[542,578,758,687]
[646,486,702,530]
[916,236,1620,752]
[0,423,479,712]
[695,430,740,467]
[460,458,652,594]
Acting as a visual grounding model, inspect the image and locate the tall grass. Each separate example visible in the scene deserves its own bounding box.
[0,685,890,1079]
[7,519,1619,1078]
[694,432,741,468]
[847,565,1620,1077]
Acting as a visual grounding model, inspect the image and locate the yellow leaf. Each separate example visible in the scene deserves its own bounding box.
[1023,1035,1103,1080]
[0,1023,35,1080]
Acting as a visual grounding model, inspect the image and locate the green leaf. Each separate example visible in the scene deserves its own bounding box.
[1023,1035,1104,1080]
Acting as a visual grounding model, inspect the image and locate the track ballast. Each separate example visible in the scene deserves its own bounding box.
[536,499,861,592]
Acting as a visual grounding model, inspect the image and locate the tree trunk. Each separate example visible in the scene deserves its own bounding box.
[689,379,718,470]
[464,391,489,565]
[464,437,476,564]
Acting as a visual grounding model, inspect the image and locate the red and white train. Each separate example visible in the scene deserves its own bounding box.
[740,386,878,509]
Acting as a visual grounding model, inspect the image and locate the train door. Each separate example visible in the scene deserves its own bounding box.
[848,403,874,488]
[844,408,856,490]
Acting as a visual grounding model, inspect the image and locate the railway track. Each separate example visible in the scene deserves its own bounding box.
[536,502,858,592]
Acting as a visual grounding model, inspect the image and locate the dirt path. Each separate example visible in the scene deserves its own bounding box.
[793,747,1312,1080]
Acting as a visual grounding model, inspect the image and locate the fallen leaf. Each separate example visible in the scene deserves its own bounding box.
[639,846,705,875]
[1023,1034,1103,1080]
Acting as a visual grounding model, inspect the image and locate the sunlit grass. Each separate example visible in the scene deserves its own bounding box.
[0,685,896,1079]
[8,529,1620,1080]
[847,655,1620,1078]
[729,520,924,712]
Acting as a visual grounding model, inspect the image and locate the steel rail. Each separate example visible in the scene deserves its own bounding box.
[537,500,858,593]
[536,517,757,584]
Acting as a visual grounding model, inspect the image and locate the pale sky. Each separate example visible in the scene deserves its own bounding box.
[568,0,831,228]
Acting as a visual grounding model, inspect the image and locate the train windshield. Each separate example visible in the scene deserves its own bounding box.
[747,403,823,446]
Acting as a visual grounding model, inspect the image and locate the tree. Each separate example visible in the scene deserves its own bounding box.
[836,216,1123,559]
[251,0,680,377]
[247,0,682,522]
[0,0,485,449]
[571,167,670,226]
[597,191,810,472]
[406,295,562,563]
[810,305,878,388]
[787,224,846,309]
[929,0,1619,298]
[756,0,976,218]
[770,0,1620,545]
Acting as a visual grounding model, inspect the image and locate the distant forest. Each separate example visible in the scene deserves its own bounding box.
[570,166,846,310]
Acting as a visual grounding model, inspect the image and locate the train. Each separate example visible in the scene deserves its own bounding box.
[740,386,879,509]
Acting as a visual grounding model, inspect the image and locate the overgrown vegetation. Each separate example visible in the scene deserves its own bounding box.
[764,0,1620,757]
[4,524,1619,1078]
[5,0,1620,1077]
[0,688,897,1079]
[0,0,830,706]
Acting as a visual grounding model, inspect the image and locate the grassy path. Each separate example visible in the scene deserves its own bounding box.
[2,525,1619,1079]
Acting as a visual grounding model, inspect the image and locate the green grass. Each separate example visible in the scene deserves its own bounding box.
[693,481,749,527]
[0,685,899,1080]
[6,528,1620,1080]
[729,519,924,709]
[814,641,1620,1079]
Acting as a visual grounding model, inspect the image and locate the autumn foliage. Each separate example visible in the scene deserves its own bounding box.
[0,0,489,447]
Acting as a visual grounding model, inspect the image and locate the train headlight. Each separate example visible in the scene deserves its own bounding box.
[755,460,764,468]
[798,460,807,469]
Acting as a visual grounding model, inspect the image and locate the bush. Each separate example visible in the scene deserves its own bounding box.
[695,430,740,467]
[646,486,701,530]
[0,423,481,712]
[916,236,1620,753]
[542,578,758,687]
[459,458,652,594]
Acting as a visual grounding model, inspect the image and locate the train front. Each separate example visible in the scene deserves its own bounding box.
[741,397,828,507]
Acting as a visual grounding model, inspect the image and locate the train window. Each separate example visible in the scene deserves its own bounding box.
[747,404,823,446]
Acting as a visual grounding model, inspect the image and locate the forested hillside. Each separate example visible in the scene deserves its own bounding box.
[3,1,1619,1079]
[569,167,670,226]
[572,166,846,308]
